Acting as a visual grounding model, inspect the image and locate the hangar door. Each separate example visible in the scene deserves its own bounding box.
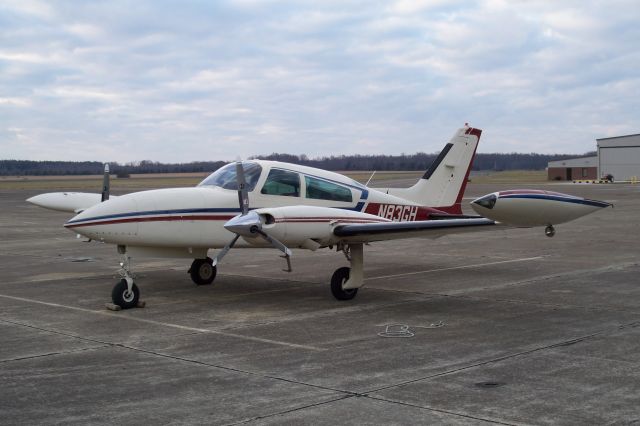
[600,147,640,180]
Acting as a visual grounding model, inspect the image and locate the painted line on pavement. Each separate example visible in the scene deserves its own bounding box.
[0,294,322,352]
[367,256,544,281]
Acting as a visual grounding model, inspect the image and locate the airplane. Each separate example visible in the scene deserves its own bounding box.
[27,125,612,309]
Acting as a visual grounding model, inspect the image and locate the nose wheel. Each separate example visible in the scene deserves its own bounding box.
[112,279,140,309]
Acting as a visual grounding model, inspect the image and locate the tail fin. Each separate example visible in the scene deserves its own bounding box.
[380,125,481,214]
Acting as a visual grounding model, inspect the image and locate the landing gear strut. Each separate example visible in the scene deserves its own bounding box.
[330,243,364,301]
[189,257,217,285]
[112,245,140,309]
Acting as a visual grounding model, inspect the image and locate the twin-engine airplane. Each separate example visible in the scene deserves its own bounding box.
[27,125,611,309]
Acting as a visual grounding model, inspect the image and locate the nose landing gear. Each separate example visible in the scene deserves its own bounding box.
[111,245,141,309]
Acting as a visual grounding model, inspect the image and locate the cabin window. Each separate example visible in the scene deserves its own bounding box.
[198,162,262,191]
[261,169,300,197]
[582,168,588,178]
[305,176,353,202]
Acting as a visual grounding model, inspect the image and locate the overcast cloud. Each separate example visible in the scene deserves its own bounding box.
[1,0,638,162]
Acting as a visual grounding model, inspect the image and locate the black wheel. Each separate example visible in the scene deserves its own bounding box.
[111,279,140,309]
[330,267,358,301]
[189,258,217,285]
[545,225,556,238]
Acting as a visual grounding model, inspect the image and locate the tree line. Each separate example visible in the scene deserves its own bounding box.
[0,152,594,176]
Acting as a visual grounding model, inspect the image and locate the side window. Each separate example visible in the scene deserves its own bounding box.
[261,169,300,197]
[305,176,353,202]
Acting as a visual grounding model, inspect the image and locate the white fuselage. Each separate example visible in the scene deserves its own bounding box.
[64,161,418,254]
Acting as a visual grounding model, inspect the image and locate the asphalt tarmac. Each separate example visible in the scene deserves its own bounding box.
[1,182,639,425]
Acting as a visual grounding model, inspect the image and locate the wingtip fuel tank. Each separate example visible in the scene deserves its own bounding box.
[470,189,612,227]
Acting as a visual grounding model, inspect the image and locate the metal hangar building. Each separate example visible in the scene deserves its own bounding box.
[548,133,640,181]
[597,133,640,181]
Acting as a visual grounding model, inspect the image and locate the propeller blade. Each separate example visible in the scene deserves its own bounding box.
[235,162,249,216]
[212,234,240,266]
[253,228,293,272]
[101,163,110,202]
[213,163,250,266]
[253,229,291,256]
[218,166,292,272]
[220,212,293,272]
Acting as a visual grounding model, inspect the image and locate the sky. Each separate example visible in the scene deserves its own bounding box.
[1,0,639,163]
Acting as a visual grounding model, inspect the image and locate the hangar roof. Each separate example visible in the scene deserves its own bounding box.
[597,133,640,148]
[548,156,598,168]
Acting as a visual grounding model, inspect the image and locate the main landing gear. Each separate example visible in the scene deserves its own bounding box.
[108,243,365,308]
[330,243,364,301]
[189,257,217,285]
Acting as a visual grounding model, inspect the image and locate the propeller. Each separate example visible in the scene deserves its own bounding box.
[101,163,110,202]
[213,162,293,272]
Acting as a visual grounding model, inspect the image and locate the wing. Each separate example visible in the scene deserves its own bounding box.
[26,192,117,213]
[333,217,497,243]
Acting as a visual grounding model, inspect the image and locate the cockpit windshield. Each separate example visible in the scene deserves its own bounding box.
[198,162,263,191]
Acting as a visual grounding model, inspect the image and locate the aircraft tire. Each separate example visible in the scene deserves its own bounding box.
[112,279,140,309]
[330,267,358,301]
[190,258,217,285]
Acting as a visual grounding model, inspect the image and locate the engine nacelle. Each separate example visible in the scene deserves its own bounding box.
[470,189,611,227]
[253,206,390,248]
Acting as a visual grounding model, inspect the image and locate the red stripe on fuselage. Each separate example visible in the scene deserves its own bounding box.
[274,217,388,224]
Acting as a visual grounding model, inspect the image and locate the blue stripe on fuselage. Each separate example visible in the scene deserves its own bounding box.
[501,194,610,208]
[65,207,243,225]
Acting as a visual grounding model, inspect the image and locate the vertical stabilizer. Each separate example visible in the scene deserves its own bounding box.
[379,125,481,214]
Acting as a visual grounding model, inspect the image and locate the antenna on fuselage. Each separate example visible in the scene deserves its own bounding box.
[101,163,110,202]
[365,171,376,186]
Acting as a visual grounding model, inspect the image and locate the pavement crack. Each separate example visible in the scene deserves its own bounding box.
[365,395,519,426]
[438,293,640,314]
[0,345,109,364]
[363,319,640,396]
[224,395,355,426]
[0,318,355,400]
